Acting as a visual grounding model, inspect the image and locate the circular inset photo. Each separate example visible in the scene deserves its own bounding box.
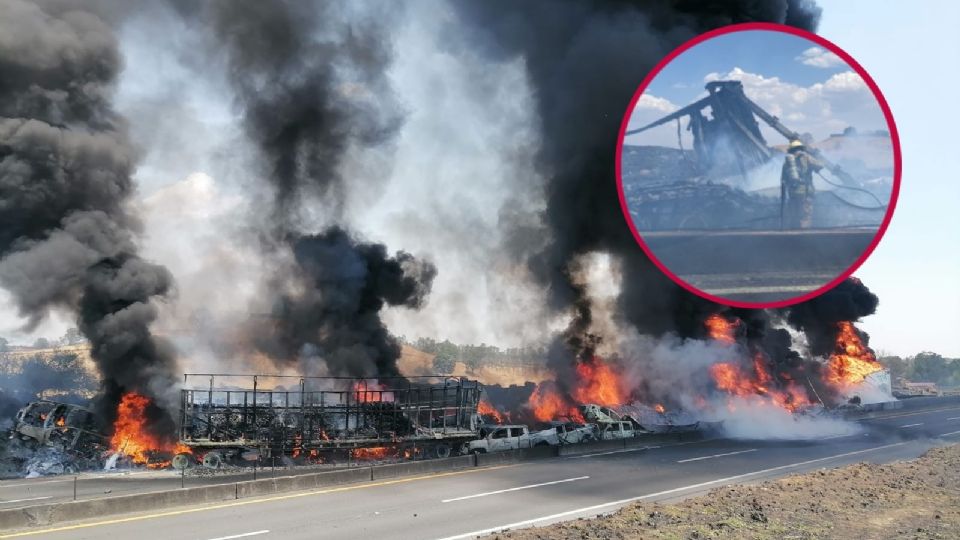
[617,23,900,308]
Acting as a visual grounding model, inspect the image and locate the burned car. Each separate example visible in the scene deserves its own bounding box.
[13,400,104,452]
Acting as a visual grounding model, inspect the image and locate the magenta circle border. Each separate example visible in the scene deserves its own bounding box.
[614,22,902,309]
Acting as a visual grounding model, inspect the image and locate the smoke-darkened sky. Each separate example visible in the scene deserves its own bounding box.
[0,0,956,361]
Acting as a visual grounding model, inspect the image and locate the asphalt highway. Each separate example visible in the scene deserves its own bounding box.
[3,403,960,539]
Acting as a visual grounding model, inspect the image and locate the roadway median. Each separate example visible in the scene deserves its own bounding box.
[0,426,773,532]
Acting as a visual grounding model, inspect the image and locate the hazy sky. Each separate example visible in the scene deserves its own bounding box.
[817,0,960,357]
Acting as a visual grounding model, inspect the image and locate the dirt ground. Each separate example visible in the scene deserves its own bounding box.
[491,444,960,540]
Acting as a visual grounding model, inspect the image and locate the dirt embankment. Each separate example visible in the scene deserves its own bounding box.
[491,444,960,540]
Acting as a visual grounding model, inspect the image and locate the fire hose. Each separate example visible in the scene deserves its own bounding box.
[814,170,888,211]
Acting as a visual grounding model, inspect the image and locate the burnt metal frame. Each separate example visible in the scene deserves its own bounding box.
[178,374,482,453]
[626,80,859,187]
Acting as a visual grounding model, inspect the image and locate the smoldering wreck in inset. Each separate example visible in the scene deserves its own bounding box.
[622,79,895,302]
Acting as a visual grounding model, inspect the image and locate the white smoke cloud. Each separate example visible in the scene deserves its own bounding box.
[344,0,557,348]
[96,0,560,368]
[616,328,863,440]
[703,397,862,439]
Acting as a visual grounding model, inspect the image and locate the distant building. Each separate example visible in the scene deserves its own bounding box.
[893,379,939,397]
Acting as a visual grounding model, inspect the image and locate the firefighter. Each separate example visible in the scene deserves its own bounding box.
[780,139,822,229]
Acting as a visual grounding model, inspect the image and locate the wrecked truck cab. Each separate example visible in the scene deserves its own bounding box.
[598,421,637,440]
[530,421,598,446]
[13,400,99,449]
[579,404,623,424]
[467,424,531,453]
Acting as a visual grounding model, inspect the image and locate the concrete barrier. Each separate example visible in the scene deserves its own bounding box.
[0,425,697,532]
[556,431,697,457]
[474,444,558,467]
[0,483,237,529]
[856,401,904,413]
[629,431,704,446]
[235,466,372,498]
[371,455,475,480]
[844,396,960,418]
[557,438,625,457]
[897,396,960,409]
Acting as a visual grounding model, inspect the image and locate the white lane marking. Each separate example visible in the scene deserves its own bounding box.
[857,406,960,422]
[567,447,660,459]
[205,531,270,540]
[0,469,163,489]
[434,442,907,540]
[676,449,757,463]
[899,423,923,428]
[566,439,712,460]
[818,433,859,440]
[947,417,960,421]
[441,476,589,503]
[940,430,960,437]
[0,479,75,488]
[0,496,53,504]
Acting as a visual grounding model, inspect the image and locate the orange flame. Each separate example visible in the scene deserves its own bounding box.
[352,447,392,460]
[705,314,738,344]
[478,399,507,424]
[526,357,626,423]
[527,384,584,423]
[353,381,394,403]
[292,433,303,458]
[825,322,881,386]
[55,417,66,427]
[110,392,191,469]
[710,354,811,412]
[571,359,628,407]
[654,403,666,414]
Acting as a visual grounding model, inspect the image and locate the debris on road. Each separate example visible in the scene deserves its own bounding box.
[488,444,960,539]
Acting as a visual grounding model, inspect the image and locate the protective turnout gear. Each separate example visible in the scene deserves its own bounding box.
[781,145,822,229]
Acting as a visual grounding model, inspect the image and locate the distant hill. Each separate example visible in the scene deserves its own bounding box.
[398,344,549,386]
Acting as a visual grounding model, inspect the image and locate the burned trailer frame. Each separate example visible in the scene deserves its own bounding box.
[178,374,483,464]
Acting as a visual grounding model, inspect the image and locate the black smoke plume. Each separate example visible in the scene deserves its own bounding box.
[450,1,823,401]
[785,278,879,356]
[0,0,177,435]
[200,0,402,230]
[185,1,431,377]
[251,227,436,377]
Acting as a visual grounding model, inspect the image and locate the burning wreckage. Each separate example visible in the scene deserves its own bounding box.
[5,308,892,478]
[4,375,703,474]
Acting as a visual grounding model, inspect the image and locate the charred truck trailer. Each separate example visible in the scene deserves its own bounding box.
[177,375,482,467]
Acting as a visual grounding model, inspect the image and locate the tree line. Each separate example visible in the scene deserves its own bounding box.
[879,352,960,388]
[0,328,86,352]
